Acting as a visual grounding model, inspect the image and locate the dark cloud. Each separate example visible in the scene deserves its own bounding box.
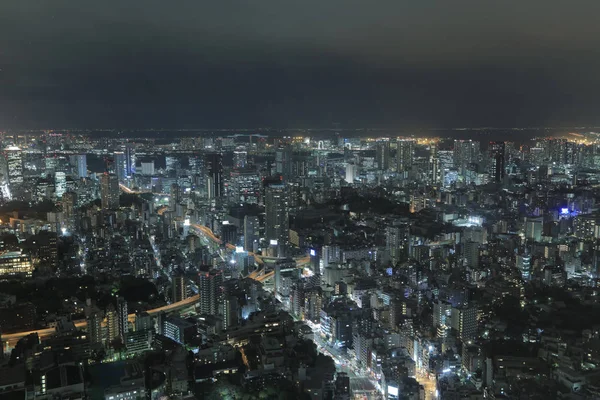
[1,0,600,128]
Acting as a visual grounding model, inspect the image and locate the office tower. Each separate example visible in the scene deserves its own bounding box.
[345,163,357,183]
[396,139,415,174]
[524,217,543,242]
[169,183,180,212]
[376,142,391,170]
[141,161,154,175]
[54,171,66,198]
[105,303,119,343]
[198,268,223,315]
[221,224,238,245]
[386,224,409,266]
[100,173,120,209]
[113,151,127,182]
[233,148,247,169]
[464,241,480,268]
[69,154,87,178]
[116,297,128,343]
[453,140,480,176]
[62,191,77,230]
[451,305,478,340]
[264,183,289,247]
[275,147,292,179]
[243,215,260,252]
[516,253,531,281]
[4,146,23,190]
[172,272,187,303]
[488,141,505,182]
[125,144,136,176]
[165,155,178,172]
[205,153,223,198]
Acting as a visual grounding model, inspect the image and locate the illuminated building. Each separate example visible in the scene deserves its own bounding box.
[233,148,247,169]
[199,268,223,316]
[488,141,505,182]
[69,154,87,178]
[100,173,120,209]
[344,163,357,183]
[171,272,187,303]
[4,146,23,193]
[243,215,260,252]
[275,147,292,179]
[113,151,127,182]
[453,140,480,176]
[205,153,223,198]
[396,139,415,174]
[0,251,33,279]
[230,169,261,204]
[265,183,289,249]
[140,161,154,176]
[375,141,391,170]
[54,171,66,198]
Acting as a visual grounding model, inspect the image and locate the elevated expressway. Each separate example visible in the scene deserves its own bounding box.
[2,295,200,351]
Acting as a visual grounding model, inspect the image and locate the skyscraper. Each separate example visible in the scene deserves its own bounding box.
[172,272,187,303]
[4,146,23,191]
[243,215,260,252]
[62,191,77,230]
[113,152,127,183]
[198,268,223,315]
[125,144,136,176]
[376,142,391,170]
[396,139,415,174]
[488,141,506,182]
[69,154,87,178]
[453,140,480,176]
[101,173,120,210]
[386,224,409,265]
[205,153,223,198]
[116,297,128,343]
[55,172,67,198]
[275,147,292,179]
[264,183,289,247]
[105,303,119,343]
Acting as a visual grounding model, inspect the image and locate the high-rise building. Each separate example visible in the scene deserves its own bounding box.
[488,141,505,182]
[86,310,103,346]
[451,305,478,340]
[205,153,223,198]
[69,154,87,178]
[463,241,480,268]
[386,224,409,266]
[516,253,531,281]
[116,297,128,343]
[345,163,358,183]
[220,296,239,330]
[105,303,119,343]
[275,147,292,180]
[172,272,187,303]
[55,172,66,198]
[264,183,289,247]
[453,140,480,176]
[113,152,127,183]
[396,139,415,174]
[100,173,120,209]
[4,146,23,192]
[375,142,391,171]
[233,148,247,169]
[125,144,136,176]
[62,191,77,231]
[141,161,154,176]
[243,215,260,253]
[198,268,223,316]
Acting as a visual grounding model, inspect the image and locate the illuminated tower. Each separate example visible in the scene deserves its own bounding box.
[198,268,223,316]
[100,173,120,209]
[113,152,127,183]
[396,139,415,174]
[205,153,223,198]
[4,146,23,192]
[116,296,128,343]
[69,154,88,178]
[488,141,506,182]
[376,141,391,170]
[265,183,289,247]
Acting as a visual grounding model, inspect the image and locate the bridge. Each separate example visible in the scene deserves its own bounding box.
[2,295,200,351]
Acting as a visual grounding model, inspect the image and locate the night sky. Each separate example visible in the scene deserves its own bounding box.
[1,1,600,129]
